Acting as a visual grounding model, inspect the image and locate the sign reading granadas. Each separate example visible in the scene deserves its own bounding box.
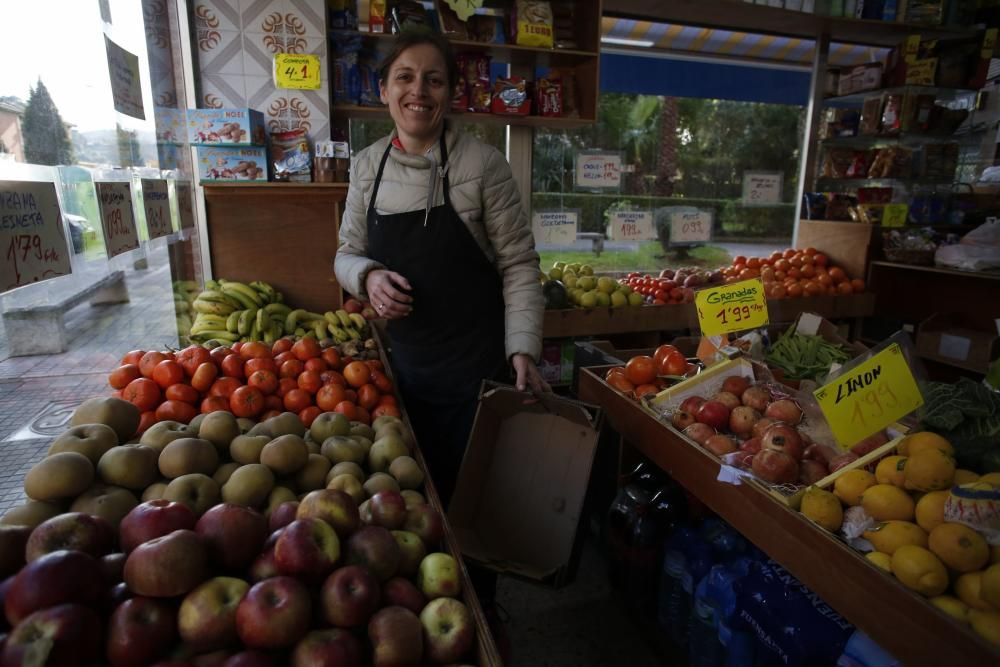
[695,277,769,336]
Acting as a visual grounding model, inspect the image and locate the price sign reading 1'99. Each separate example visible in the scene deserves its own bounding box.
[695,278,769,336]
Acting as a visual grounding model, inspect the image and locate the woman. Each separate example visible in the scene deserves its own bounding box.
[334,32,548,505]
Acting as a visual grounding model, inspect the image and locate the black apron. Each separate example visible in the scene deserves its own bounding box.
[366,132,507,505]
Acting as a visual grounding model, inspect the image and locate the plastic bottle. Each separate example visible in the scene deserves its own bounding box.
[605,463,660,589]
[836,630,902,667]
[708,558,755,667]
[689,574,725,667]
[658,524,695,646]
[678,534,714,645]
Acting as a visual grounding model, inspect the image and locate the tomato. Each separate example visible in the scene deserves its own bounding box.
[376,394,398,408]
[828,266,847,284]
[653,289,668,302]
[357,384,380,410]
[624,356,656,385]
[200,396,230,414]
[231,341,244,354]
[304,358,328,374]
[803,281,822,297]
[221,354,245,379]
[209,346,232,366]
[813,252,828,267]
[316,384,347,412]
[271,338,294,356]
[634,383,658,399]
[787,283,804,298]
[277,377,298,397]
[365,360,385,373]
[371,370,393,394]
[151,360,185,390]
[283,388,312,412]
[354,406,371,425]
[110,389,124,399]
[321,348,342,369]
[837,280,854,295]
[156,400,197,424]
[851,278,865,293]
[343,361,372,388]
[297,370,322,395]
[273,351,295,367]
[372,404,402,419]
[732,255,747,266]
[248,370,279,395]
[298,406,322,427]
[239,342,271,360]
[607,374,635,394]
[245,358,278,376]
[138,351,168,378]
[333,400,358,421]
[783,248,796,259]
[190,362,219,393]
[121,350,145,366]
[321,370,347,387]
[280,359,304,379]
[176,345,212,377]
[663,351,688,377]
[653,345,679,369]
[771,284,787,299]
[123,377,161,412]
[292,338,321,361]
[230,385,265,418]
[263,395,284,412]
[165,383,199,404]
[136,410,157,435]
[109,364,141,390]
[209,376,242,399]
[800,264,816,279]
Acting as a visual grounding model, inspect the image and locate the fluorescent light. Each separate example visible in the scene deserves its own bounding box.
[601,36,655,48]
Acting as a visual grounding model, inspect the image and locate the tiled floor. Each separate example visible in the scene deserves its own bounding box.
[0,248,660,665]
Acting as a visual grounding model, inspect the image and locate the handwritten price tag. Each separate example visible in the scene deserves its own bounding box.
[141,179,173,240]
[176,181,196,230]
[813,343,924,449]
[695,278,769,336]
[443,0,484,20]
[669,211,712,245]
[609,210,655,241]
[532,210,577,245]
[274,54,321,90]
[1,181,72,293]
[96,182,139,258]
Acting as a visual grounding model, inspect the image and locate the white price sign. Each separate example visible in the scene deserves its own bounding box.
[0,181,72,293]
[141,179,173,240]
[96,182,139,258]
[532,210,578,246]
[609,210,655,241]
[742,172,783,206]
[575,152,621,190]
[670,210,712,245]
[175,181,196,230]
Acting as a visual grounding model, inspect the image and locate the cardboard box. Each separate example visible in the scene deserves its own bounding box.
[187,108,267,146]
[916,313,1000,373]
[448,384,601,587]
[196,146,268,182]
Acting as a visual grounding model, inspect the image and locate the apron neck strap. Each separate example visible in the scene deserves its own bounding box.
[367,126,451,218]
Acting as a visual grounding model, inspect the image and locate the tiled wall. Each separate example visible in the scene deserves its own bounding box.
[192,0,330,141]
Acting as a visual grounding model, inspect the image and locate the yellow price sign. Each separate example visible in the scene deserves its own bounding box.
[882,203,908,228]
[695,278,769,336]
[443,0,484,20]
[813,343,924,449]
[274,54,321,90]
[904,34,921,64]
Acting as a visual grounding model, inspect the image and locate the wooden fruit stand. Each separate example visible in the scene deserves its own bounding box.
[577,366,999,665]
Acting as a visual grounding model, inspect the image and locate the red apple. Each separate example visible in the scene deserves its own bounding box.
[360,305,378,320]
[343,299,363,315]
[368,606,422,667]
[0,526,30,578]
[292,628,363,667]
[345,526,401,582]
[178,576,250,652]
[124,529,209,598]
[402,504,444,550]
[390,530,427,578]
[369,491,408,530]
[223,651,275,667]
[751,449,799,484]
[741,385,770,412]
[268,501,299,532]
[105,581,133,612]
[1,603,102,666]
[416,552,461,600]
[671,410,696,430]
[120,499,197,554]
[274,518,341,579]
[728,406,760,437]
[721,376,750,398]
[420,597,475,664]
[235,576,312,649]
[803,443,839,467]
[5,550,103,625]
[296,489,360,539]
[106,597,178,667]
[761,424,805,461]
[248,544,280,583]
[102,551,127,585]
[320,565,380,628]
[764,399,803,424]
[679,395,706,414]
[25,511,114,561]
[381,577,427,615]
[695,400,730,431]
[850,430,889,456]
[196,504,268,572]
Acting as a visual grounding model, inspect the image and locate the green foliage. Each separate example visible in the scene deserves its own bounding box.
[22,79,74,166]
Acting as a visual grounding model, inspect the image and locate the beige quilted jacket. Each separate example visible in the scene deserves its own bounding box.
[334,126,543,362]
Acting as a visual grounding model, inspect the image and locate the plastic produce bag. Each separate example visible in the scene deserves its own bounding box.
[935,219,1000,271]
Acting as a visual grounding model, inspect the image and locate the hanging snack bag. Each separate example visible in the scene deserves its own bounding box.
[369,0,387,33]
[471,14,506,43]
[271,128,312,182]
[535,76,562,117]
[389,0,429,34]
[438,3,470,39]
[513,0,554,48]
[459,54,492,113]
[881,94,903,134]
[491,77,531,115]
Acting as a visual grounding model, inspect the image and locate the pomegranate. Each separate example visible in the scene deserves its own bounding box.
[704,434,738,457]
[739,437,762,455]
[721,376,751,398]
[850,430,889,456]
[729,406,761,436]
[741,386,770,412]
[659,268,675,279]
[735,451,755,469]
[671,410,696,430]
[761,424,805,461]
[752,417,777,440]
[764,399,803,424]
[679,395,706,414]
[751,449,799,484]
[695,400,731,431]
[798,459,829,485]
[803,443,839,467]
[712,391,741,411]
[683,423,716,445]
[828,452,859,473]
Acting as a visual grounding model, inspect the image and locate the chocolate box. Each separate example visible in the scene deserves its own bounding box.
[195,146,268,182]
[187,108,267,146]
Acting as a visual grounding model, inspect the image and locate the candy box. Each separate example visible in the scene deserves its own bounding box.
[196,146,268,181]
[187,108,267,146]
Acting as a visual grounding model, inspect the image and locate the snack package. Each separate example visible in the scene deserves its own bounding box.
[491,77,531,115]
[858,96,883,135]
[332,33,362,104]
[881,94,903,134]
[456,54,492,113]
[437,3,470,39]
[369,0,387,33]
[551,0,576,49]
[513,0,553,48]
[389,0,429,34]
[329,0,358,30]
[357,50,381,107]
[535,76,562,117]
[471,14,506,43]
[271,128,312,182]
[845,151,873,179]
[821,148,854,179]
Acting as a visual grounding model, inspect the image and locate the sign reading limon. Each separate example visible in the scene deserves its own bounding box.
[813,342,924,449]
[695,278,769,336]
[274,54,321,90]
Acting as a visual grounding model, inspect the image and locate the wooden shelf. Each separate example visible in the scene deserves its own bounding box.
[603,0,982,46]
[331,104,596,128]
[870,260,1000,281]
[824,85,978,106]
[330,30,599,63]
[577,368,1000,666]
[200,182,349,191]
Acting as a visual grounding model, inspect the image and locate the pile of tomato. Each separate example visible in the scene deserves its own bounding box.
[603,344,697,402]
[107,339,402,435]
[722,248,865,300]
[620,273,696,305]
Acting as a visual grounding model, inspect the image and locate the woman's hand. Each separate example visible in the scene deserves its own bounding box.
[511,353,551,393]
[365,269,413,320]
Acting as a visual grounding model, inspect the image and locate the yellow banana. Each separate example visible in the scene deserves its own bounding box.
[313,320,328,340]
[204,279,221,290]
[238,308,257,336]
[328,323,349,343]
[191,329,239,342]
[250,280,276,301]
[348,313,367,330]
[264,302,291,316]
[248,319,261,342]
[192,299,236,316]
[294,327,306,337]
[197,290,241,309]
[221,282,263,308]
[285,309,306,333]
[344,327,362,341]
[334,310,353,328]
[193,314,228,330]
[220,286,258,310]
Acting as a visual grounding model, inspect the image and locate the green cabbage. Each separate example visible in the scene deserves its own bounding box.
[919,378,1000,471]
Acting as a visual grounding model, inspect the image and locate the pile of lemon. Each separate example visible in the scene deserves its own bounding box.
[799,432,1000,646]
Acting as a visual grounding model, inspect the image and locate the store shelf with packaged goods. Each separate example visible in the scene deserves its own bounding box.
[330,103,597,128]
[823,85,979,107]
[577,368,1000,666]
[602,0,982,46]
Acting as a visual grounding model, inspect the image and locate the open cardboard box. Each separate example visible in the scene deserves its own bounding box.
[448,383,601,588]
[916,313,1000,373]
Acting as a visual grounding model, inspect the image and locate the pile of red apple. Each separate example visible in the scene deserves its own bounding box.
[669,375,861,487]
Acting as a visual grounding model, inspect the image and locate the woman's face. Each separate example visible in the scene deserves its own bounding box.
[379,44,451,148]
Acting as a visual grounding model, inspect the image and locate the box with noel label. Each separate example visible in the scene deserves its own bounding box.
[187,108,267,146]
[196,146,268,181]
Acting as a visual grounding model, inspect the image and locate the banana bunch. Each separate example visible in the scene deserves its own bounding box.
[318,309,369,344]
[172,280,200,338]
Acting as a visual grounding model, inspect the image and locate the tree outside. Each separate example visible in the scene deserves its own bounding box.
[21,79,75,166]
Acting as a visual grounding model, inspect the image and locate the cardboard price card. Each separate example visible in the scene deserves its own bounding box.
[274,54,321,90]
[695,278,769,336]
[96,182,139,258]
[0,181,72,293]
[813,342,924,449]
[532,210,577,245]
[609,210,655,241]
[141,179,173,240]
[670,210,712,245]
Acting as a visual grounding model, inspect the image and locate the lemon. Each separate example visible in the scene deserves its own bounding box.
[928,523,990,573]
[953,469,980,485]
[903,448,956,492]
[863,521,928,555]
[955,572,1000,612]
[969,610,1000,647]
[861,484,916,521]
[931,595,971,624]
[898,432,954,457]
[982,563,1000,608]
[834,469,876,507]
[915,490,950,533]
[866,551,893,573]
[891,545,949,596]
[800,487,844,532]
[875,455,908,487]
[979,472,1000,485]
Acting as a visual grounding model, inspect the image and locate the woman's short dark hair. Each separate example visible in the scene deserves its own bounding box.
[377,32,459,91]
